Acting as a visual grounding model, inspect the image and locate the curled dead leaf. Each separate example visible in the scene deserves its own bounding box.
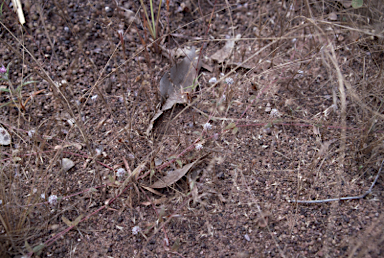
[149,156,204,188]
[146,46,202,135]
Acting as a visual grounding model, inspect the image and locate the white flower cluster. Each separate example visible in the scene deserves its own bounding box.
[48,195,58,205]
[132,225,141,235]
[270,108,280,117]
[203,122,212,130]
[225,77,234,85]
[116,168,127,178]
[195,143,203,150]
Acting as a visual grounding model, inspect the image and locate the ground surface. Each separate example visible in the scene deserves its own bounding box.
[1,0,384,257]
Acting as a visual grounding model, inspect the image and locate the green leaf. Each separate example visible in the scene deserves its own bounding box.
[6,62,11,74]
[0,1,4,17]
[184,74,202,90]
[21,80,38,87]
[0,101,13,108]
[167,155,178,160]
[32,244,45,255]
[232,127,238,134]
[176,159,183,167]
[225,122,236,130]
[352,0,363,8]
[0,87,10,92]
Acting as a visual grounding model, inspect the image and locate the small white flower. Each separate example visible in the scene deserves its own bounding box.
[116,168,127,178]
[132,225,141,235]
[0,200,2,205]
[91,95,98,101]
[48,195,58,205]
[225,77,234,85]
[265,103,271,112]
[28,130,35,138]
[244,234,251,241]
[270,108,280,117]
[221,95,226,101]
[203,122,212,130]
[292,38,297,43]
[209,77,217,84]
[41,193,46,199]
[95,148,102,156]
[195,143,203,150]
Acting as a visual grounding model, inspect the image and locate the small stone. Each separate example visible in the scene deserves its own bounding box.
[61,158,75,172]
[0,127,11,145]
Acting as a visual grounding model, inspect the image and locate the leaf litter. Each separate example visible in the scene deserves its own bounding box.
[210,34,241,63]
[146,46,202,135]
[149,155,206,189]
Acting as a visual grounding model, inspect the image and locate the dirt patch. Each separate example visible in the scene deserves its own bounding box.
[1,0,384,257]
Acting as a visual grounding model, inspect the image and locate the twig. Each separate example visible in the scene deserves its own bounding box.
[288,159,384,204]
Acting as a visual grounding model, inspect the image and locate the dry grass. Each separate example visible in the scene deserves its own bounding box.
[1,0,384,257]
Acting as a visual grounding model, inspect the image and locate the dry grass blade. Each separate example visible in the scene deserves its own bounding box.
[1,0,384,257]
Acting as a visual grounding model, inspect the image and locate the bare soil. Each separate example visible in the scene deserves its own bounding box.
[1,0,384,257]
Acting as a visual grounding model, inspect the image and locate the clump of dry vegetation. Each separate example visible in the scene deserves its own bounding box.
[1,0,384,257]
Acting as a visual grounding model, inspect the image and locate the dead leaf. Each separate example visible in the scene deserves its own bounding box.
[146,46,201,135]
[159,46,201,104]
[146,110,164,135]
[62,214,83,227]
[161,45,192,60]
[211,34,241,63]
[149,157,203,188]
[140,185,165,196]
[132,160,147,180]
[225,61,253,70]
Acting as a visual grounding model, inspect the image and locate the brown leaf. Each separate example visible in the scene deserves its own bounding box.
[146,46,202,135]
[62,215,84,227]
[140,185,165,196]
[159,46,201,105]
[150,157,203,188]
[211,34,241,63]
